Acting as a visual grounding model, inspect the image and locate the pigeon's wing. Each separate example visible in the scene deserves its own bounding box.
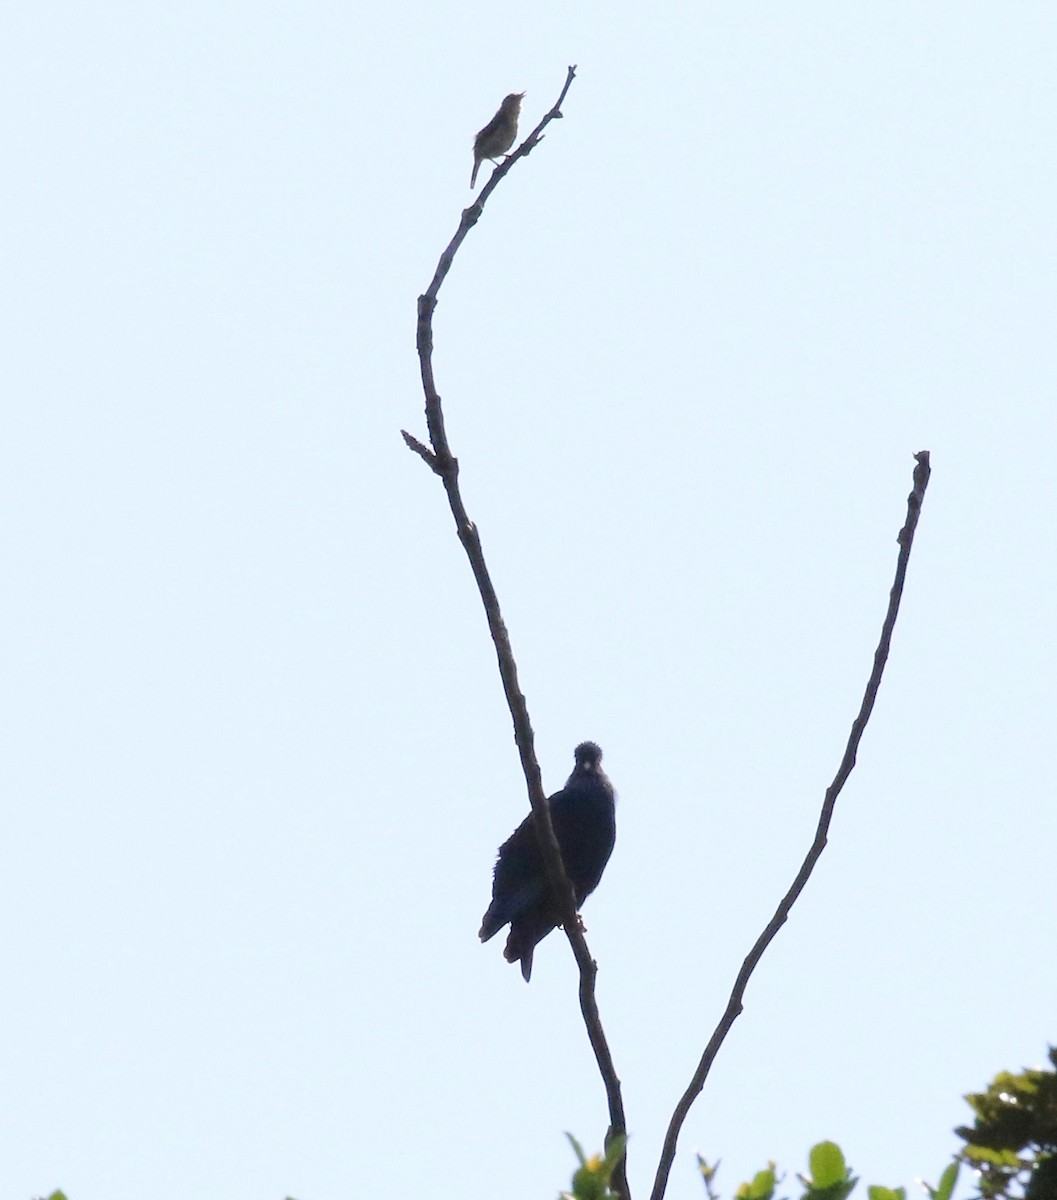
[478,812,546,941]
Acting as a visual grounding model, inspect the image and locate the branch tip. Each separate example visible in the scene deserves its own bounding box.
[401,430,441,473]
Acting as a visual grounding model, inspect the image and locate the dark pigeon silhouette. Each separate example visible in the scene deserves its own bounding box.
[479,741,616,981]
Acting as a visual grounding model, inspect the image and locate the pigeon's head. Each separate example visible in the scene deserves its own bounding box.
[573,741,603,772]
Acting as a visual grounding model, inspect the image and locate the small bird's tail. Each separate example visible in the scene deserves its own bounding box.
[470,157,481,189]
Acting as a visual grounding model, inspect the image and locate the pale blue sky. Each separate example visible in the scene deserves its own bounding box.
[2,4,1055,1200]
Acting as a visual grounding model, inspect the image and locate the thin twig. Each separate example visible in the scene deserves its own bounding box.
[402,65,630,1200]
[418,65,578,310]
[648,451,932,1200]
[400,430,439,473]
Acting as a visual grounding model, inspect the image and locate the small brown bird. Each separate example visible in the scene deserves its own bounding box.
[471,92,524,189]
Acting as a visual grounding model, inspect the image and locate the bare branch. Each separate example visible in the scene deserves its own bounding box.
[648,451,933,1200]
[400,429,439,473]
[419,64,578,307]
[404,66,630,1199]
[471,64,580,200]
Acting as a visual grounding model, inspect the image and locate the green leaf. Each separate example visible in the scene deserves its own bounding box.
[570,1162,608,1200]
[867,1187,905,1200]
[934,1161,959,1200]
[963,1144,1022,1168]
[734,1166,775,1200]
[566,1131,588,1167]
[601,1134,628,1175]
[748,1167,776,1200]
[810,1143,848,1189]
[697,1154,720,1183]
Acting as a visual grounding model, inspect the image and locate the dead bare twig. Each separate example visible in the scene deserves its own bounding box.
[648,451,932,1200]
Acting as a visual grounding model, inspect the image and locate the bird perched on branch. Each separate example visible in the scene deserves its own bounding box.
[479,742,616,981]
[470,92,525,188]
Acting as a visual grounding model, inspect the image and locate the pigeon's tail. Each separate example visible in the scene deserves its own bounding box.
[504,933,534,983]
[482,904,535,979]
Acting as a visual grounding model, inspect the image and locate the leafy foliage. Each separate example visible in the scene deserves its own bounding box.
[685,1048,1057,1200]
[561,1132,629,1200]
[954,1047,1057,1200]
[694,1142,954,1200]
